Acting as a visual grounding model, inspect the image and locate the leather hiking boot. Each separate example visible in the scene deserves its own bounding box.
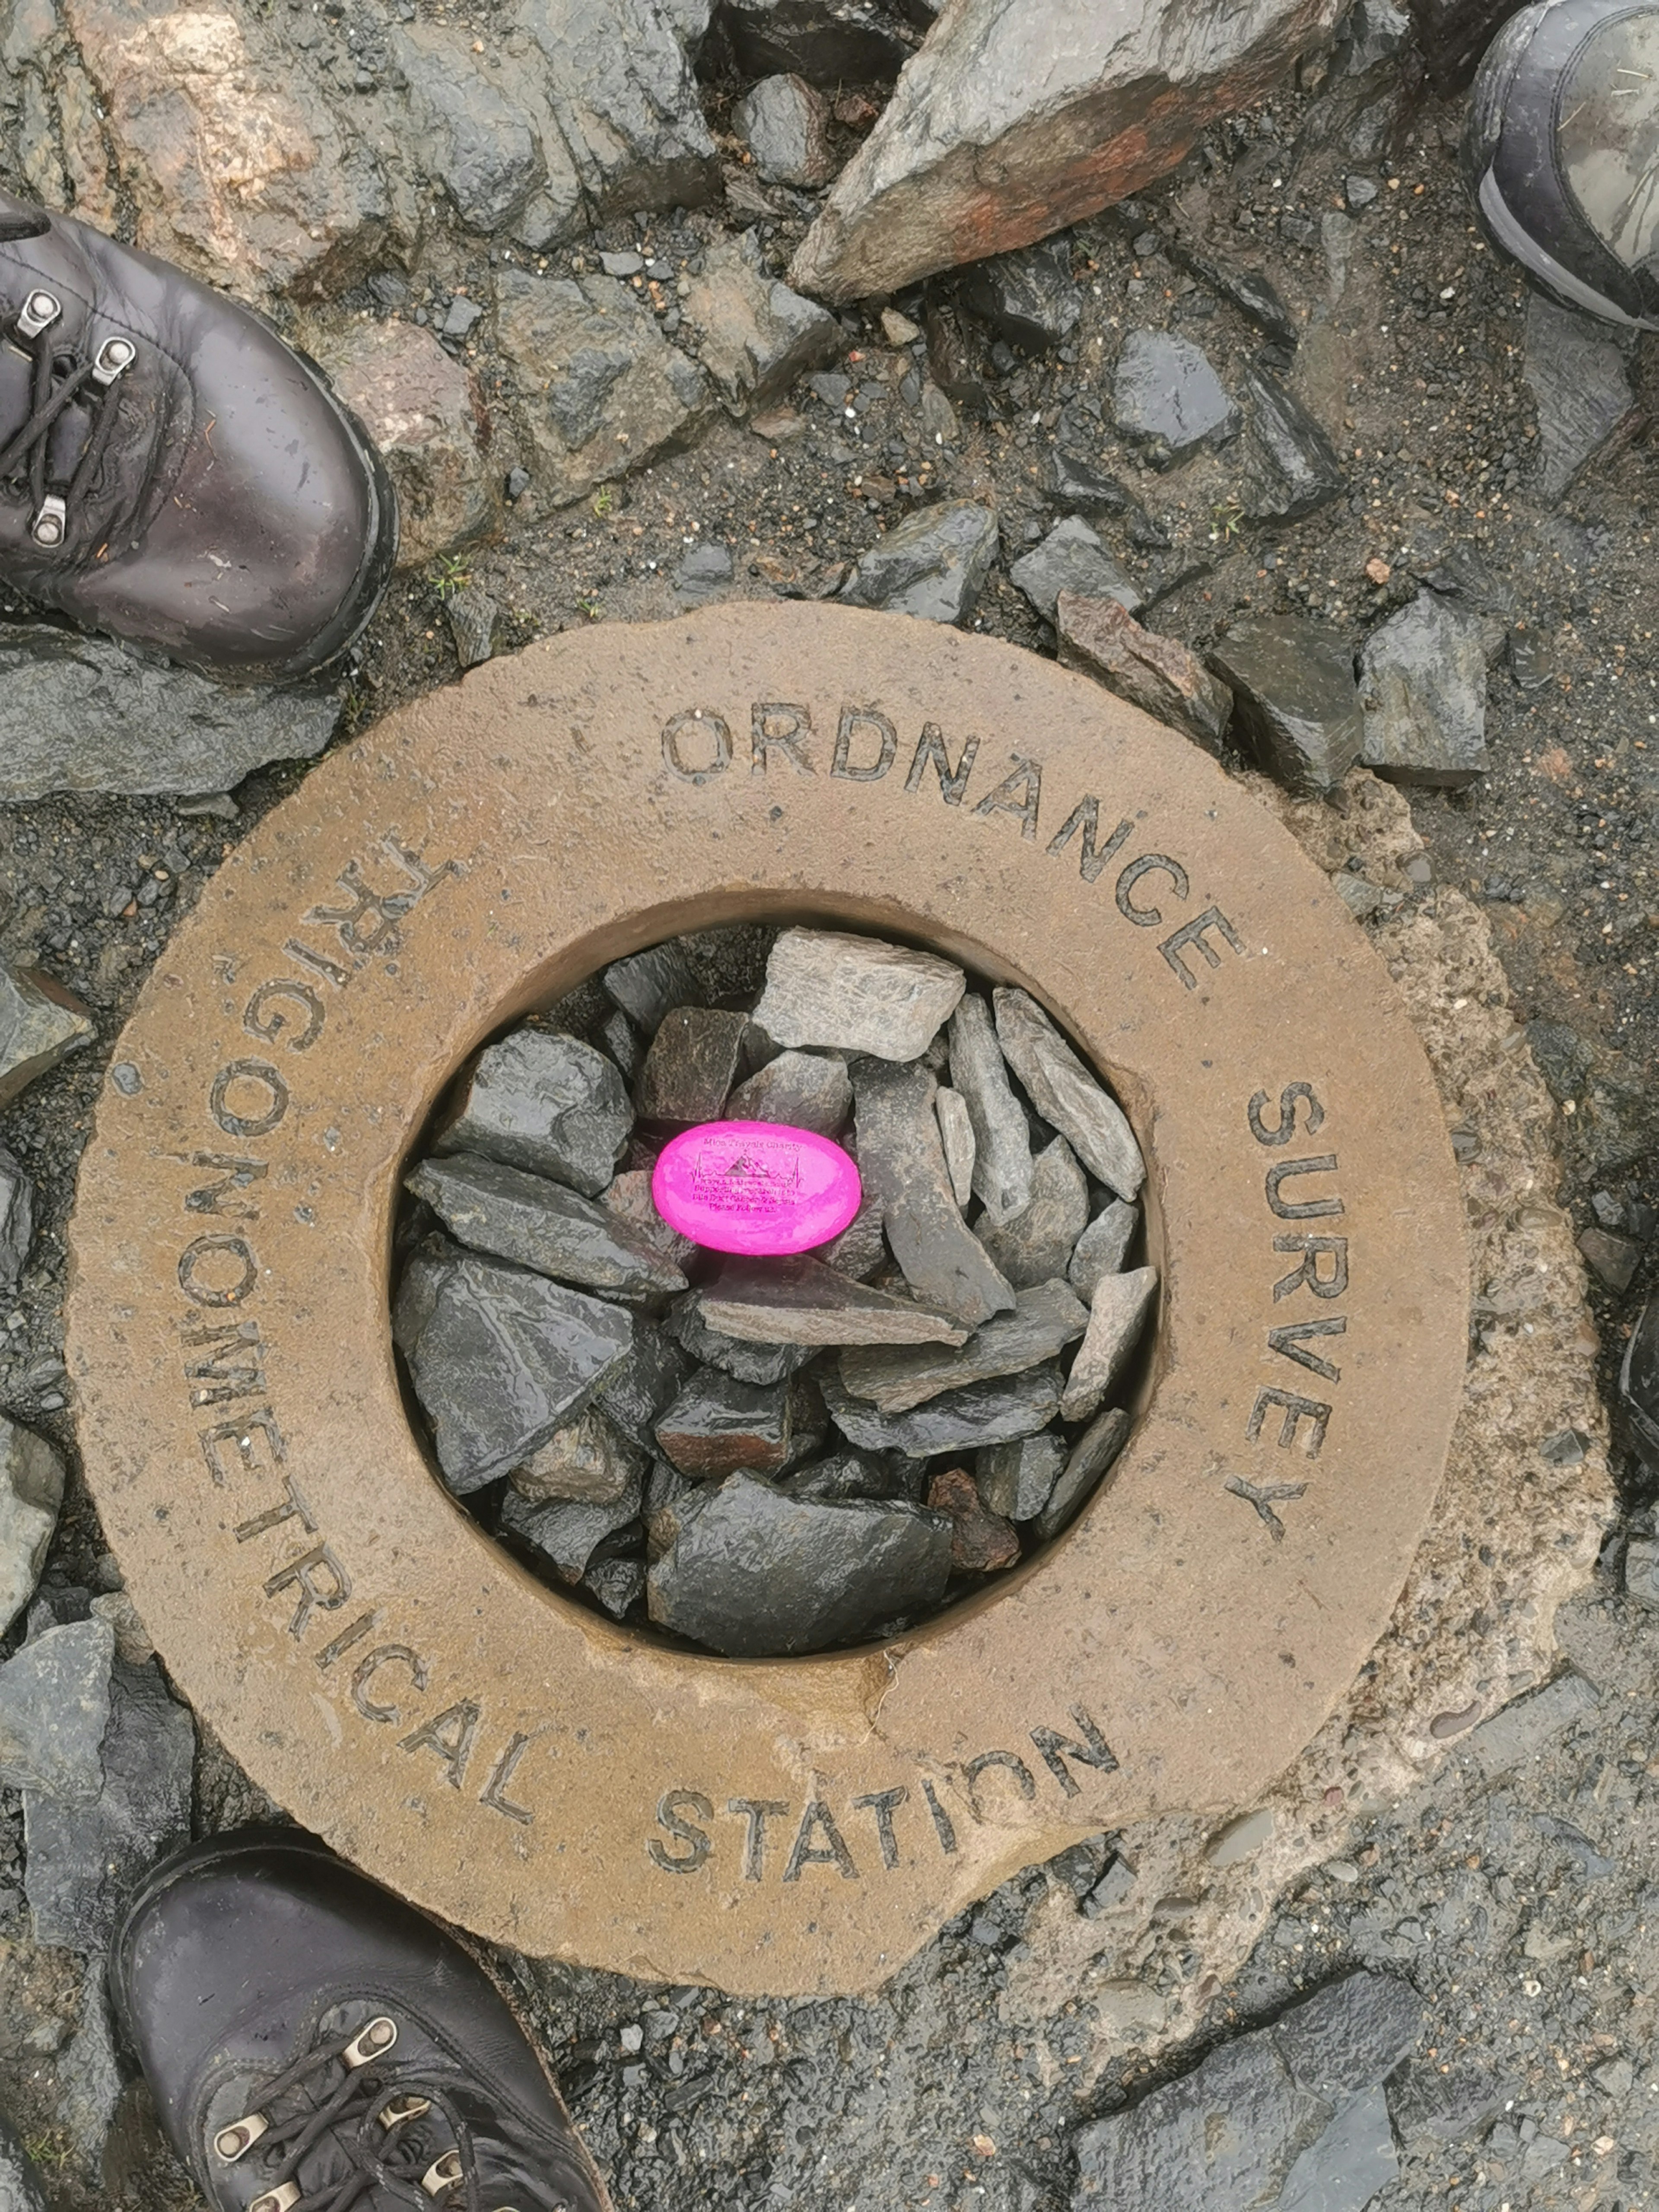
[111,1827,610,2212]
[0,192,395,683]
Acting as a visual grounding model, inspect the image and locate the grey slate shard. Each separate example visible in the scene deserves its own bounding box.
[0,625,341,799]
[728,1047,852,1134]
[391,29,546,231]
[516,0,719,216]
[839,1277,1086,1412]
[1069,1200,1138,1301]
[0,1143,33,1291]
[0,1619,114,1802]
[948,994,1032,1224]
[753,928,965,1063]
[1240,367,1347,523]
[395,1240,634,1492]
[1010,517,1142,623]
[510,1407,647,1504]
[699,1254,969,1347]
[1271,1973,1424,2099]
[956,240,1081,351]
[0,1415,65,1639]
[1208,617,1364,799]
[813,1191,888,1281]
[823,1360,1061,1454]
[992,988,1144,1199]
[784,1447,911,1502]
[1523,291,1638,503]
[840,499,1000,625]
[1358,593,1490,789]
[655,1367,795,1478]
[1112,331,1240,466]
[1386,2056,1505,2144]
[733,72,838,187]
[1167,242,1297,348]
[585,1555,648,1619]
[1468,1670,1599,1777]
[663,1290,816,1384]
[636,1005,750,1122]
[1036,1405,1129,1540]
[852,1058,1016,1330]
[1274,2085,1397,2212]
[500,1463,644,1583]
[55,1972,126,2174]
[437,1027,632,1195]
[595,1317,694,1446]
[976,1430,1066,1522]
[604,941,704,1032]
[975,1135,1089,1291]
[647,1471,951,1656]
[24,1658,194,1953]
[1050,450,1169,546]
[407,1152,686,1296]
[1059,1265,1158,1424]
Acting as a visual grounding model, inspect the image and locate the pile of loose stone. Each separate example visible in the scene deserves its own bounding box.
[393,925,1156,1657]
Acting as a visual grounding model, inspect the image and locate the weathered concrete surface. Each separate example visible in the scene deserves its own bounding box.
[67,604,1465,1996]
[790,0,1344,304]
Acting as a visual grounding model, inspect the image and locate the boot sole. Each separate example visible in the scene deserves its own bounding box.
[109,1822,616,2212]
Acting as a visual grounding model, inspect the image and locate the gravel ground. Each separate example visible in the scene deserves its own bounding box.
[2,47,1658,2212]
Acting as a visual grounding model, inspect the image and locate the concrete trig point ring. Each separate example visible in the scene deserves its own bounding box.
[66,603,1466,1996]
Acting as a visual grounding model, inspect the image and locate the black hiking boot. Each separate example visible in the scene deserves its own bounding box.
[1463,0,1659,329]
[111,1827,610,2212]
[0,191,395,683]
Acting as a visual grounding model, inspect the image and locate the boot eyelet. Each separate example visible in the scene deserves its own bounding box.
[213,2111,269,2161]
[421,2148,464,2195]
[249,2187,302,2212]
[17,290,60,338]
[378,2093,432,2129]
[92,336,135,386]
[30,495,66,547]
[342,2014,397,2067]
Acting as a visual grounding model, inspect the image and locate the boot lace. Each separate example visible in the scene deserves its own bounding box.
[0,286,133,550]
[210,2013,496,2212]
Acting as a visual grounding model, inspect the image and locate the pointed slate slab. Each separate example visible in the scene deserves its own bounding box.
[840,1278,1086,1414]
[823,1361,1061,1454]
[407,1151,686,1296]
[698,1254,968,1347]
[853,1058,1015,1330]
[993,987,1144,1200]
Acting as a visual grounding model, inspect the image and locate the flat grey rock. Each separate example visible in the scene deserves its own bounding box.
[840,499,1000,625]
[1010,516,1142,621]
[728,1047,852,1134]
[395,1240,633,1492]
[1070,1200,1139,1301]
[655,1368,795,1478]
[24,1658,194,1952]
[0,1143,34,1292]
[785,1447,911,1503]
[0,963,93,1111]
[437,1026,632,1195]
[604,941,703,1032]
[636,1005,749,1122]
[1524,291,1637,504]
[755,928,965,1060]
[699,1255,968,1347]
[676,540,734,607]
[734,72,837,186]
[1113,331,1239,465]
[934,1085,976,1208]
[0,1619,113,1801]
[682,230,842,410]
[841,1277,1086,1414]
[823,1361,1061,1454]
[1059,1264,1158,1422]
[1469,1670,1600,1776]
[595,1317,694,1446]
[993,988,1144,1199]
[500,1463,644,1583]
[1036,1405,1130,1539]
[957,239,1081,350]
[0,624,341,799]
[853,1060,1015,1330]
[1240,367,1346,522]
[976,1134,1090,1290]
[1207,617,1363,798]
[407,1152,686,1295]
[1272,1973,1424,2099]
[0,1416,64,1638]
[977,1430,1067,1522]
[663,1292,816,1384]
[1358,593,1490,789]
[446,585,498,669]
[1276,2087,1397,2212]
[647,1471,951,1656]
[511,1406,647,1503]
[948,995,1032,1223]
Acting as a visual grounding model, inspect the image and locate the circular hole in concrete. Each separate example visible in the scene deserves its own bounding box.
[390,911,1161,1661]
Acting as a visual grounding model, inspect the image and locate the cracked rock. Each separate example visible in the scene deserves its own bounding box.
[1359,593,1490,789]
[647,1471,950,1656]
[655,1367,795,1478]
[604,941,703,1031]
[1208,616,1363,798]
[976,1135,1090,1291]
[517,0,719,214]
[392,26,550,232]
[784,1447,910,1503]
[755,929,965,1061]
[0,1417,65,1640]
[437,1027,632,1196]
[853,1059,1015,1330]
[395,1240,634,1491]
[0,963,92,1109]
[840,498,999,624]
[992,988,1144,1199]
[682,230,842,410]
[1010,517,1142,621]
[664,1292,815,1384]
[1167,241,1297,347]
[594,1316,694,1445]
[0,627,341,800]
[1058,592,1233,751]
[408,1152,686,1296]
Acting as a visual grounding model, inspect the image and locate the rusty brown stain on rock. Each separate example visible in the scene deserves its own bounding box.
[64,604,1465,1996]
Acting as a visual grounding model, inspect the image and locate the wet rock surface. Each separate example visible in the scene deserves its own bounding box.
[1358,591,1490,789]
[1010,517,1141,621]
[840,1277,1085,1413]
[0,966,92,1112]
[734,73,838,187]
[1113,331,1240,466]
[839,498,1000,623]
[0,1417,63,1639]
[699,1254,966,1345]
[1058,591,1234,749]
[438,1028,632,1196]
[1522,293,1639,505]
[408,1152,686,1295]
[1208,616,1364,797]
[754,928,963,1062]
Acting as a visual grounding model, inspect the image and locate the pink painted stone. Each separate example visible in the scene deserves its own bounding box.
[653,1120,863,1256]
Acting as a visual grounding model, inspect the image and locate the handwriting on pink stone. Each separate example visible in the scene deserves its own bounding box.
[653,1121,862,1256]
